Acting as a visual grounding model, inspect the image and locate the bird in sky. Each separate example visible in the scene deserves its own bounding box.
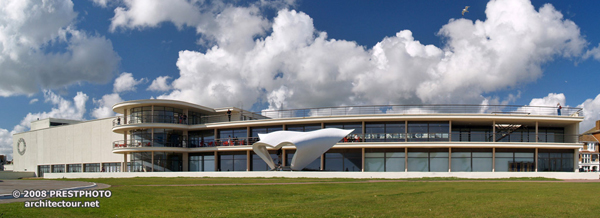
[462,6,470,16]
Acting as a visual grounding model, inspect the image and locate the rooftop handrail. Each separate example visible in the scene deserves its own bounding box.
[258,104,583,119]
[112,104,583,127]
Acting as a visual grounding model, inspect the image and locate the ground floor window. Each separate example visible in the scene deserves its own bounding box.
[251,152,279,171]
[451,148,493,172]
[407,148,449,172]
[286,150,321,171]
[189,153,215,172]
[130,152,152,172]
[51,164,65,173]
[67,164,82,173]
[219,152,246,171]
[365,148,405,172]
[84,163,100,172]
[538,149,574,172]
[38,165,50,177]
[154,152,183,172]
[102,163,121,172]
[494,149,535,172]
[324,149,362,171]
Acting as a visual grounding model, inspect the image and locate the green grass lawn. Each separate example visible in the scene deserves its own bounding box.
[1,177,599,217]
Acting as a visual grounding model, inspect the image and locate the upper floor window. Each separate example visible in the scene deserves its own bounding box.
[588,142,597,151]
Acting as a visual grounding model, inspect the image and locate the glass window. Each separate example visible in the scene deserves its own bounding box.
[219,152,246,171]
[84,163,100,172]
[102,163,121,172]
[67,164,82,173]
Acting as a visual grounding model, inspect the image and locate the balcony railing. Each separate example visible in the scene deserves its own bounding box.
[112,137,261,150]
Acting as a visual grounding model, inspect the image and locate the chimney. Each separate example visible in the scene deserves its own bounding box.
[597,120,600,130]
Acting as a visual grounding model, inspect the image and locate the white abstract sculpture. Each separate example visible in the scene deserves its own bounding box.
[252,128,354,171]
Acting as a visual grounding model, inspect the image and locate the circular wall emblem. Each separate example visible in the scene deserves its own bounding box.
[17,138,26,155]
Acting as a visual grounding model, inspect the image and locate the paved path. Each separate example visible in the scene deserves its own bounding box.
[130,179,600,187]
[0,180,110,204]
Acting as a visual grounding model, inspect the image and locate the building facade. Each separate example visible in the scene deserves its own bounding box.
[13,100,584,177]
[579,121,600,172]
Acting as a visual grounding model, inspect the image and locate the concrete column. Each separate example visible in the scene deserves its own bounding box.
[151,105,154,123]
[151,151,154,172]
[361,147,365,172]
[282,124,286,130]
[448,120,452,141]
[123,153,128,172]
[448,147,452,172]
[214,151,218,171]
[574,149,579,172]
[405,147,408,172]
[321,122,325,129]
[214,129,218,144]
[282,149,287,167]
[183,153,189,171]
[247,150,251,171]
[492,147,496,172]
[535,148,538,172]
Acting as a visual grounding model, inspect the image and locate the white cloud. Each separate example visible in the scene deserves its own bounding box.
[584,43,600,61]
[92,93,124,119]
[0,0,120,97]
[109,0,203,32]
[141,0,587,111]
[578,94,600,133]
[113,72,145,93]
[1,90,90,160]
[29,98,39,104]
[147,76,172,92]
[0,128,12,161]
[91,0,112,8]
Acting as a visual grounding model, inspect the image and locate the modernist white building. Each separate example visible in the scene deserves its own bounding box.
[12,99,586,178]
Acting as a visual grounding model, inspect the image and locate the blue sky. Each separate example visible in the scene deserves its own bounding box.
[2,0,600,158]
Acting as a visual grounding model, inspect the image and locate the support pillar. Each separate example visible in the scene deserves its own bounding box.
[247,150,251,171]
[492,148,496,172]
[405,147,408,172]
[214,151,218,171]
[123,153,128,172]
[183,153,189,171]
[361,148,365,172]
[448,147,452,172]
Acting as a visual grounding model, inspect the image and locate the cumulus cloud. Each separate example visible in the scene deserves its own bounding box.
[29,98,39,104]
[0,0,120,97]
[578,94,600,133]
[134,0,586,111]
[147,76,172,92]
[113,72,146,93]
[91,93,124,119]
[584,43,600,61]
[0,90,90,160]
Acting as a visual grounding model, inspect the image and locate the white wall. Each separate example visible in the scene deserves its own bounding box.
[12,118,124,175]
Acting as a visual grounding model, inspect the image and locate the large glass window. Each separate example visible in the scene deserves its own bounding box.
[407,148,449,172]
[218,128,248,146]
[130,152,152,172]
[83,163,100,172]
[365,148,405,172]
[189,130,214,147]
[102,163,121,172]
[408,122,449,142]
[323,149,362,171]
[326,123,363,142]
[494,149,535,172]
[38,165,50,177]
[189,153,215,172]
[219,152,247,171]
[67,164,81,173]
[251,152,279,171]
[130,129,152,147]
[152,129,184,147]
[364,122,406,142]
[451,126,493,142]
[450,149,492,172]
[538,149,574,172]
[153,152,182,172]
[286,150,321,171]
[188,111,207,125]
[51,165,65,173]
[251,126,283,138]
[286,124,321,132]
